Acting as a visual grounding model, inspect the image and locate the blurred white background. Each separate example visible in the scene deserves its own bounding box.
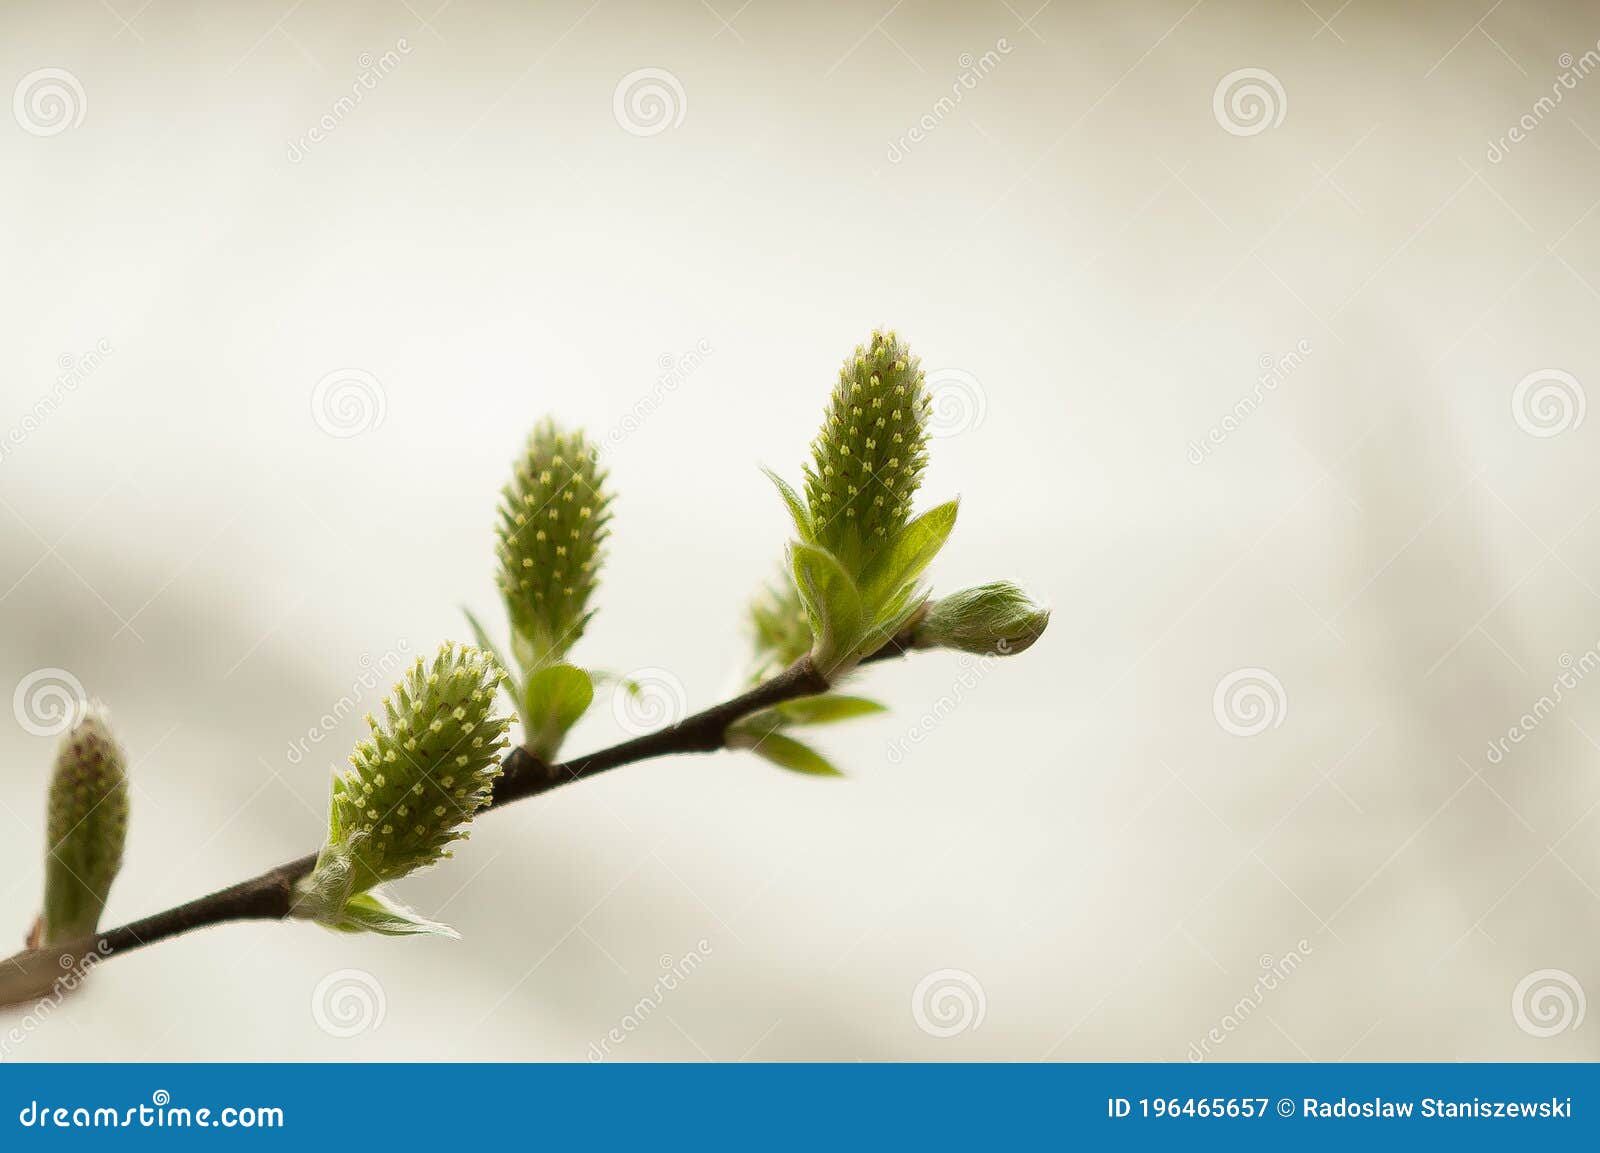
[2,0,1599,1060]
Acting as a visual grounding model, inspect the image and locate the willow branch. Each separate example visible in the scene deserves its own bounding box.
[1,644,913,1003]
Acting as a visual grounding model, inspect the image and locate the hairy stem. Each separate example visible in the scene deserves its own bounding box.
[0,648,909,1003]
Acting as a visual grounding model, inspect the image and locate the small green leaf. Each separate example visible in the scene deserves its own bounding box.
[860,498,959,605]
[775,695,887,726]
[762,466,813,541]
[724,710,782,749]
[790,541,863,675]
[334,889,460,939]
[741,731,843,777]
[522,662,594,761]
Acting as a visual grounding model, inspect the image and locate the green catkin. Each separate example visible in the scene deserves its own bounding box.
[330,643,510,892]
[802,330,931,575]
[495,421,612,666]
[44,712,128,945]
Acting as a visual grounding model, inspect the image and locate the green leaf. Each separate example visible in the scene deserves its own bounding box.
[522,662,594,761]
[762,466,813,541]
[775,695,887,726]
[860,498,959,605]
[743,731,843,777]
[726,709,783,743]
[334,889,460,938]
[790,541,864,675]
[858,582,931,659]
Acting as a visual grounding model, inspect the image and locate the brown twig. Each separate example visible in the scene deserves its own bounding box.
[1,645,911,1003]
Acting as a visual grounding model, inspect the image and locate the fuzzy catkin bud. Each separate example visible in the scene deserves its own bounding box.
[912,582,1050,656]
[802,331,931,574]
[44,712,128,945]
[331,643,510,892]
[495,421,611,666]
[748,574,812,679]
